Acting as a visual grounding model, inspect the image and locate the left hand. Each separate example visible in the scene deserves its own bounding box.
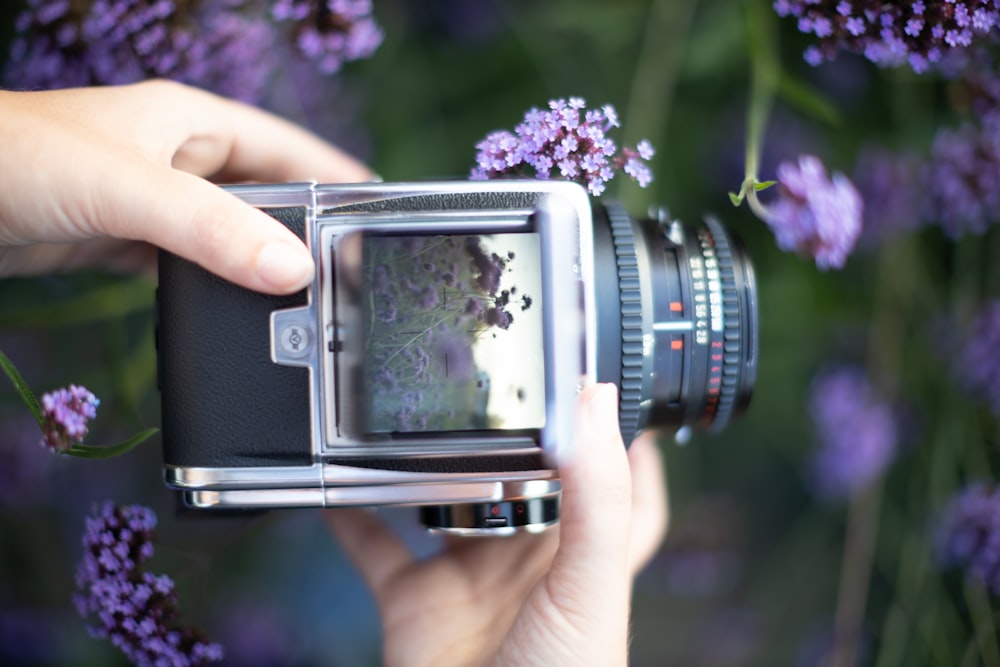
[0,81,371,291]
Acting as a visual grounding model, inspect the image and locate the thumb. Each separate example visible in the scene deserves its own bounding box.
[496,384,632,666]
[96,161,314,294]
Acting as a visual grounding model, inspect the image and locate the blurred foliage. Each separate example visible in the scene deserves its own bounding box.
[2,0,1000,665]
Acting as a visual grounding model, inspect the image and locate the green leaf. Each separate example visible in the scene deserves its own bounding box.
[754,180,777,191]
[729,191,745,207]
[0,347,43,426]
[777,72,842,127]
[65,428,159,460]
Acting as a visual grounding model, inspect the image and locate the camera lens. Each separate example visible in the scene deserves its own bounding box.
[591,204,758,444]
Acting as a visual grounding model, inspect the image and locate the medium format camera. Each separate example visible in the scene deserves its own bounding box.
[156,180,757,535]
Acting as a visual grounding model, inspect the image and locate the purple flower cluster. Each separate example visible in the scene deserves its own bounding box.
[470,97,655,196]
[807,366,898,500]
[765,154,863,270]
[925,110,1000,238]
[852,147,926,244]
[956,299,1000,417]
[39,384,99,453]
[5,0,275,102]
[935,483,1000,593]
[74,502,223,667]
[774,0,1000,73]
[271,0,384,74]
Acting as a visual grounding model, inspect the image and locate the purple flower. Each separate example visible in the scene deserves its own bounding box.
[465,237,506,295]
[935,483,1000,594]
[484,306,514,330]
[272,0,383,74]
[852,146,926,245]
[39,384,99,453]
[807,366,898,500]
[470,97,655,196]
[925,111,1000,239]
[5,0,276,103]
[774,0,1000,73]
[429,329,476,381]
[956,299,1000,417]
[766,154,863,270]
[74,502,224,666]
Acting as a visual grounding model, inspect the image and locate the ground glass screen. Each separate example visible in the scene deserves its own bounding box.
[360,232,545,434]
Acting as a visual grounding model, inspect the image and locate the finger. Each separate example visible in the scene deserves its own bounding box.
[449,530,559,596]
[92,160,316,294]
[496,385,632,666]
[152,82,373,183]
[325,508,414,598]
[551,384,632,575]
[626,431,669,575]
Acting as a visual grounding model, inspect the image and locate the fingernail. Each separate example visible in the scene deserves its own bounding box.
[585,383,620,440]
[257,241,314,292]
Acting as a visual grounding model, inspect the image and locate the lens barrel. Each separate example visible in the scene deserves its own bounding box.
[592,204,758,444]
[421,203,758,536]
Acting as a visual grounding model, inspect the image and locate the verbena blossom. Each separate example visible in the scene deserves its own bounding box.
[956,299,1000,417]
[74,502,224,667]
[765,154,863,270]
[852,147,926,245]
[271,0,384,74]
[4,0,276,102]
[925,110,1000,238]
[39,384,99,453]
[470,97,655,196]
[774,0,1000,73]
[935,483,1000,594]
[807,366,898,500]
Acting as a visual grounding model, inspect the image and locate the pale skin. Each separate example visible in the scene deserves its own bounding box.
[0,81,669,667]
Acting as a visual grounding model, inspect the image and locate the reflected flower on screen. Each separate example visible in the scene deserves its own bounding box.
[774,0,1000,73]
[764,154,863,270]
[470,97,655,196]
[935,483,1000,594]
[807,366,898,500]
[39,384,99,453]
[74,502,224,666]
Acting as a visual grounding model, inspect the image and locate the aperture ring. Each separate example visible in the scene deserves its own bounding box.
[703,216,742,431]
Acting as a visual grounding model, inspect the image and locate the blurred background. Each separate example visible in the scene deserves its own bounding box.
[2,0,999,665]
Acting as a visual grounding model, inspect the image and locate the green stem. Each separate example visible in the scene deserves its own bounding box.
[965,579,1000,667]
[617,0,699,211]
[0,347,43,427]
[831,482,882,667]
[65,428,159,459]
[742,0,780,186]
[831,237,911,666]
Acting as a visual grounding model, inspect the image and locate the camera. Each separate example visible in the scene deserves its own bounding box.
[156,180,757,535]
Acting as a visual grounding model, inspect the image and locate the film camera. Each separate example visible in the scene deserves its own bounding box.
[156,180,757,535]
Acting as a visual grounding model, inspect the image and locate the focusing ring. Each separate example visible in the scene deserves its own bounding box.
[704,217,742,431]
[605,204,645,445]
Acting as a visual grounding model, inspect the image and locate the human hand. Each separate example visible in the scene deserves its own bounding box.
[0,81,371,293]
[326,384,669,667]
